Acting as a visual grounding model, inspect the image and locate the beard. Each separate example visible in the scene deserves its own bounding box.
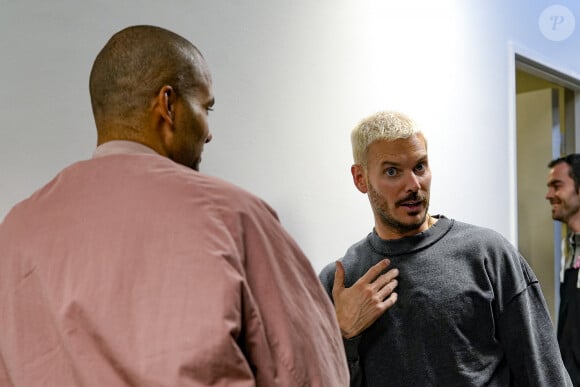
[552,202,579,224]
[368,182,429,235]
[551,207,564,222]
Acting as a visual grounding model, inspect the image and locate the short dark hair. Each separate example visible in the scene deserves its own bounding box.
[89,25,205,132]
[548,154,580,192]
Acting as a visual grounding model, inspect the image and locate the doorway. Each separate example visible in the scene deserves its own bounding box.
[515,54,580,324]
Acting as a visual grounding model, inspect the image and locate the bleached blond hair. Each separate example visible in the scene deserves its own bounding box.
[351,111,423,167]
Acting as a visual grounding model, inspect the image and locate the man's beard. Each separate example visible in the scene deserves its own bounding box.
[368,182,429,235]
[552,203,579,224]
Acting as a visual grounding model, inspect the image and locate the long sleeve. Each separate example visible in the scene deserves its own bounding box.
[0,353,13,387]
[319,260,365,386]
[343,336,363,387]
[497,282,572,386]
[239,200,349,386]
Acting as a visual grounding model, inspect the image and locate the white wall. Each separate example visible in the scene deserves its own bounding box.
[2,0,580,272]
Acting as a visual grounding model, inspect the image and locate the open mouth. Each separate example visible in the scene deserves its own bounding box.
[400,200,423,212]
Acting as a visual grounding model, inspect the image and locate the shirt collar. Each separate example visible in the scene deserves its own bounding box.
[92,140,159,159]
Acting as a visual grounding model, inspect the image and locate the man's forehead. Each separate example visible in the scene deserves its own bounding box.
[548,163,573,182]
[552,163,572,176]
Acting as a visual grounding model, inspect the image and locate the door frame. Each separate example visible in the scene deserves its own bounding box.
[508,43,580,318]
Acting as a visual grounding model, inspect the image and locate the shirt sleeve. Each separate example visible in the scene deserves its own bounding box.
[239,199,349,386]
[343,336,363,387]
[0,353,13,386]
[497,276,572,386]
[320,263,363,386]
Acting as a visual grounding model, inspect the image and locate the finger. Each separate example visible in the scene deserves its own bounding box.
[380,292,398,311]
[332,261,345,297]
[357,258,391,285]
[372,268,399,290]
[376,279,398,301]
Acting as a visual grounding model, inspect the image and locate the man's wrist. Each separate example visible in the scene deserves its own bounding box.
[341,328,356,339]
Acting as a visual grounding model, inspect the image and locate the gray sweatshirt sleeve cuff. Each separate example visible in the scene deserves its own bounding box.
[343,335,362,387]
[343,335,362,360]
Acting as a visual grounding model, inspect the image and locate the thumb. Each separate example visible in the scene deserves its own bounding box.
[332,261,345,298]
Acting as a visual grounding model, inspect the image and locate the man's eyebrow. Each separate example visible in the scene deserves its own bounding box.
[380,156,428,166]
[380,160,401,167]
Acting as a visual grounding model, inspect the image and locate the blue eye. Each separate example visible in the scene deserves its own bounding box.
[385,167,397,176]
[415,163,428,174]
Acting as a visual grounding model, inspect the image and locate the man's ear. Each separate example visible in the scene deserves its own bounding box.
[155,85,175,127]
[153,85,177,150]
[351,164,368,193]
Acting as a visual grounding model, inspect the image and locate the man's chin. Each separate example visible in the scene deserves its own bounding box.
[386,217,426,234]
[403,214,429,231]
[404,209,427,222]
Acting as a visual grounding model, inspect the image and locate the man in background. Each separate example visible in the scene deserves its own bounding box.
[546,154,580,386]
[0,25,348,386]
[319,110,571,386]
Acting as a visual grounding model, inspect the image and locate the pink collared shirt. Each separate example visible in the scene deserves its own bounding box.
[0,141,348,386]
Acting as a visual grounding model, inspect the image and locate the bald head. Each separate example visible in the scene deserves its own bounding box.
[89,25,209,140]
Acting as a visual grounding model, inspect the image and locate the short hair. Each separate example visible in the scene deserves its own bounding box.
[548,154,580,192]
[351,111,422,166]
[89,25,206,133]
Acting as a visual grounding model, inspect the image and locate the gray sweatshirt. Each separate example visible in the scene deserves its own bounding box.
[319,215,571,387]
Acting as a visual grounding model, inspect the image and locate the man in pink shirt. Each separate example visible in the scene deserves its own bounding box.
[0,25,348,386]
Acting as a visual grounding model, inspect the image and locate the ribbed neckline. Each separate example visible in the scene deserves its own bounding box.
[368,215,454,257]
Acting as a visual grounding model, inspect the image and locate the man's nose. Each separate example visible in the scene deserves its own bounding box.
[405,172,421,192]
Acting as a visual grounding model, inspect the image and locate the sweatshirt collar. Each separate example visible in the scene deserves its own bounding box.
[368,215,453,257]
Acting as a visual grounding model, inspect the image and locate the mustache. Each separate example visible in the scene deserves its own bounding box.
[396,192,427,206]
